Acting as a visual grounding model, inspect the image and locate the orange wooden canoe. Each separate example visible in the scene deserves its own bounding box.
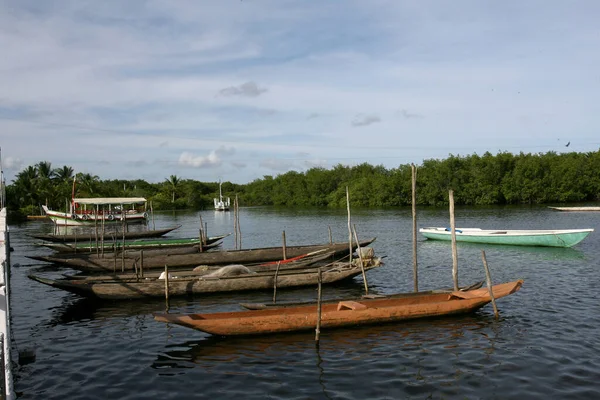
[154,280,523,336]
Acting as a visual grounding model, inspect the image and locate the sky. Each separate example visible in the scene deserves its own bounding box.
[1,1,599,185]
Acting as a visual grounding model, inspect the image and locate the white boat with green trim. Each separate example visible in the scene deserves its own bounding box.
[42,197,149,226]
[419,227,593,248]
[548,206,600,212]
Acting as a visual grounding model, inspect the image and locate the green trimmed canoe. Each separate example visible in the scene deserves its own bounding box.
[420,227,593,248]
[39,234,230,253]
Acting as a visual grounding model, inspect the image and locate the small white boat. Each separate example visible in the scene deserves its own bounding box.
[548,206,600,212]
[42,197,149,226]
[213,181,230,211]
[420,227,594,248]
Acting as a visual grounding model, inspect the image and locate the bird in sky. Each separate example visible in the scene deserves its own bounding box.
[566,141,570,147]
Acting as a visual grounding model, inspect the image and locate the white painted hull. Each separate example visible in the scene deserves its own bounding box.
[43,206,147,227]
[420,227,594,247]
[548,206,600,212]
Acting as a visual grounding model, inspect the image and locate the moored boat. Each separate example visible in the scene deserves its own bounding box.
[153,280,523,336]
[419,227,593,247]
[28,225,181,243]
[548,206,600,212]
[28,256,382,300]
[27,238,376,272]
[239,281,485,310]
[39,234,231,253]
[42,197,149,226]
[214,181,230,211]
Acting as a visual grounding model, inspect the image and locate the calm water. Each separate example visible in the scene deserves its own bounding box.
[8,205,600,399]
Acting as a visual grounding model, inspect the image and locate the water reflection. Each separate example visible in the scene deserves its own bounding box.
[420,239,586,260]
[152,313,503,372]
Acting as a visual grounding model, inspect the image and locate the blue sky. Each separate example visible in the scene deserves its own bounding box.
[1,0,599,184]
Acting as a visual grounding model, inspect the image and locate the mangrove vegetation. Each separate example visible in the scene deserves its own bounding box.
[4,150,600,218]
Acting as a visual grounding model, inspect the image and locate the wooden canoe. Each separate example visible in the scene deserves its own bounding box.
[28,225,182,243]
[28,258,382,300]
[239,281,485,310]
[153,280,523,336]
[61,249,339,281]
[420,227,593,247]
[26,238,376,273]
[38,234,230,253]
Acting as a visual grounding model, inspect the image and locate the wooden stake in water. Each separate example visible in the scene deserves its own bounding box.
[95,204,99,256]
[198,213,205,252]
[151,201,155,230]
[352,225,368,295]
[412,163,418,292]
[346,186,353,264]
[449,189,459,291]
[272,261,281,304]
[236,195,242,249]
[282,230,287,260]
[481,250,499,319]
[164,264,170,304]
[140,249,144,278]
[315,268,323,342]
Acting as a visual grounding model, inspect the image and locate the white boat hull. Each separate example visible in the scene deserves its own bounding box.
[420,227,594,247]
[43,206,147,226]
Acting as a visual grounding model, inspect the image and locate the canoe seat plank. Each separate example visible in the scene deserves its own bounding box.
[337,301,368,311]
[450,291,482,300]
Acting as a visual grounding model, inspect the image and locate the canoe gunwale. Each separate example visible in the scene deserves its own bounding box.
[153,280,523,336]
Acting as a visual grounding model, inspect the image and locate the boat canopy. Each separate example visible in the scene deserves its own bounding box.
[74,197,147,205]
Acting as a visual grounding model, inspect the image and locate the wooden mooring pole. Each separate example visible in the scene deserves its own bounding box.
[352,225,368,295]
[164,264,170,309]
[272,261,281,304]
[449,189,459,291]
[412,163,418,292]
[346,186,353,264]
[315,268,323,343]
[481,250,499,319]
[282,230,287,260]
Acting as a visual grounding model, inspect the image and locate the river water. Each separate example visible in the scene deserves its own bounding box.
[8,205,600,399]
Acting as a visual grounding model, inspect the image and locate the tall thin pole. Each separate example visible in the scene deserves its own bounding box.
[346,186,352,264]
[236,195,242,249]
[412,164,418,292]
[315,268,323,343]
[151,201,155,230]
[449,189,459,291]
[481,250,499,319]
[353,225,368,295]
[282,230,287,260]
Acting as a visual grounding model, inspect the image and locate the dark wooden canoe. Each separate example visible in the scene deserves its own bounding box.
[239,281,485,310]
[28,258,382,300]
[39,234,230,253]
[62,249,339,281]
[153,280,523,336]
[26,238,376,273]
[29,225,182,243]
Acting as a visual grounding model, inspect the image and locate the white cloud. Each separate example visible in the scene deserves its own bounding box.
[178,151,222,168]
[1,1,599,184]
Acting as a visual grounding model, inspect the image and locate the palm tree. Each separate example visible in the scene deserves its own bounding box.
[166,175,180,203]
[14,166,38,207]
[36,161,54,180]
[77,173,100,197]
[54,166,74,182]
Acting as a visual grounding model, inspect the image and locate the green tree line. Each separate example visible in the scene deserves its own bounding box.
[5,150,600,218]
